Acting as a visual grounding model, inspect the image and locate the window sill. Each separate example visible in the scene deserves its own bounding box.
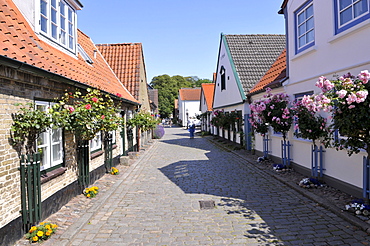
[291,45,317,61]
[329,19,370,44]
[41,167,67,184]
[91,150,103,159]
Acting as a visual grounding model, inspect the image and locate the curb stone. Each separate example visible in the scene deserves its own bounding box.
[205,135,370,234]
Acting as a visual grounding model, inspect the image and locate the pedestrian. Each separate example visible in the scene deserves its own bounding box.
[188,121,195,138]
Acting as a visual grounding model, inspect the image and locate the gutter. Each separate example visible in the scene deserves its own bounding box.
[0,55,140,106]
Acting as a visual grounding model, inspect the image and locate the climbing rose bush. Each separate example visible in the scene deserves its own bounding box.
[250,88,294,140]
[51,88,121,141]
[293,100,329,145]
[311,70,370,155]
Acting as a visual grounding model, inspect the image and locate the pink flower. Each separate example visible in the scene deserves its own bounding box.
[68,106,75,113]
[116,93,122,97]
[101,115,105,119]
[85,104,92,109]
[358,70,370,84]
[337,90,347,99]
[348,105,356,109]
[92,97,98,103]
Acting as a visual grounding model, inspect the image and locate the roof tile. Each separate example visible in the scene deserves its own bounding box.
[201,83,215,111]
[0,0,138,104]
[224,34,286,94]
[179,88,201,101]
[249,48,287,94]
[96,43,143,100]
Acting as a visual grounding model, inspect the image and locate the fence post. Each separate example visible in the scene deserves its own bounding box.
[263,134,270,158]
[245,114,252,151]
[19,153,41,226]
[281,140,292,167]
[104,132,113,173]
[363,157,370,200]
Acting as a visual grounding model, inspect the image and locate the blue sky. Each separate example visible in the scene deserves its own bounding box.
[78,0,285,82]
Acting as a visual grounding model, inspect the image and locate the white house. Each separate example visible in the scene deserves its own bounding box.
[178,88,201,127]
[252,0,370,198]
[212,34,286,145]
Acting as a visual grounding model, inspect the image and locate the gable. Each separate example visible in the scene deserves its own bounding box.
[213,35,245,109]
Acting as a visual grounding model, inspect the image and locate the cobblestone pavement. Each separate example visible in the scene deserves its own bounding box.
[15,127,370,245]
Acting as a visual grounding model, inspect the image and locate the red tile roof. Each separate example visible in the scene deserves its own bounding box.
[96,43,144,100]
[0,0,138,104]
[201,83,215,111]
[249,49,286,94]
[179,88,201,101]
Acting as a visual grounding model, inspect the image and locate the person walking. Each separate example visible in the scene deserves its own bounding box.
[188,121,195,138]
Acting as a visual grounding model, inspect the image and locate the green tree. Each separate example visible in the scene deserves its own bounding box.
[150,74,197,118]
[185,76,213,87]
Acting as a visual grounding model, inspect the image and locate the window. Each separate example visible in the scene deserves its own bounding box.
[39,0,76,51]
[90,131,102,153]
[35,101,63,170]
[335,0,370,34]
[220,66,226,91]
[295,1,315,53]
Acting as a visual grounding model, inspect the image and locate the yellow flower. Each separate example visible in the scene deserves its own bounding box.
[87,194,91,198]
[37,231,44,237]
[29,226,37,233]
[39,222,45,225]
[32,236,39,242]
[45,230,52,236]
[93,190,97,194]
[51,224,58,229]
[45,224,51,230]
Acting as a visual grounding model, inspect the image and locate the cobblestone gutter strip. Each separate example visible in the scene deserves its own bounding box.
[206,136,370,234]
[56,141,158,246]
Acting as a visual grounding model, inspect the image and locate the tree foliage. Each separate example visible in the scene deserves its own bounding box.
[150,75,211,118]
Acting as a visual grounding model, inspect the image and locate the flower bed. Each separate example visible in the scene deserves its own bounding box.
[83,186,99,198]
[25,222,58,243]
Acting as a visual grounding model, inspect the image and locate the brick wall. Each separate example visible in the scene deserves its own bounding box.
[0,65,135,233]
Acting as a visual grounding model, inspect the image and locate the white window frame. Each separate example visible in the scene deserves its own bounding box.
[334,0,370,34]
[35,101,64,171]
[295,0,315,54]
[90,131,102,153]
[38,0,77,52]
[109,131,117,145]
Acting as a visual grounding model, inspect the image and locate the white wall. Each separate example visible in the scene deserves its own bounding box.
[286,0,370,88]
[279,0,370,192]
[178,99,201,127]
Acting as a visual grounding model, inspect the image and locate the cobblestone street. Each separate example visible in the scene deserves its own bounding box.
[15,127,370,245]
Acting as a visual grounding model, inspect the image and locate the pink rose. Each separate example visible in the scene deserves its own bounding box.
[85,104,92,109]
[101,115,105,119]
[92,97,98,103]
[68,106,75,113]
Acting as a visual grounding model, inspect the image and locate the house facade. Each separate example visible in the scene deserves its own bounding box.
[178,88,201,127]
[212,34,286,145]
[250,0,370,198]
[199,83,215,133]
[0,0,140,245]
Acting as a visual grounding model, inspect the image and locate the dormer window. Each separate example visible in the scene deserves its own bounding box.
[39,0,79,52]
